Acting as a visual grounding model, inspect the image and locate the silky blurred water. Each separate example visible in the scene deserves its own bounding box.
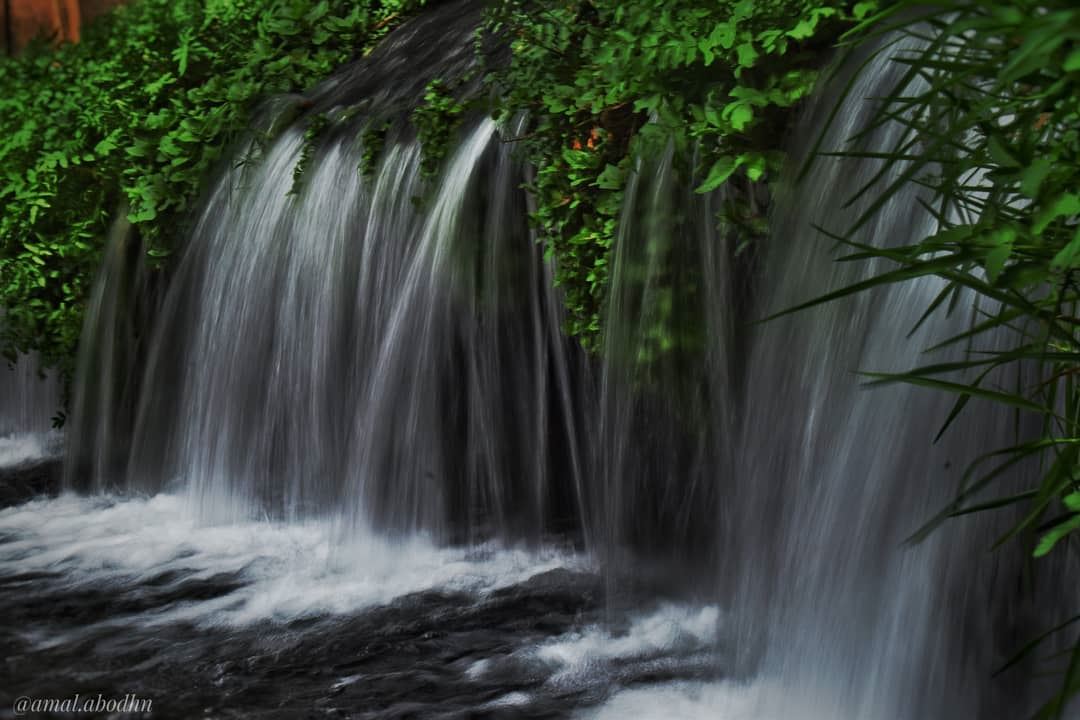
[2,6,1077,719]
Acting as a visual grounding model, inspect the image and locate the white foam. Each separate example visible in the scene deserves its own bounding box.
[466,603,720,692]
[0,430,63,468]
[484,691,532,708]
[581,679,852,720]
[0,493,582,628]
[536,604,720,671]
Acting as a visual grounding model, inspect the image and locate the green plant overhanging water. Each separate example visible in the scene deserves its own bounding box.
[0,0,881,379]
[796,1,1080,714]
[0,0,425,380]
[484,0,879,354]
[412,78,468,178]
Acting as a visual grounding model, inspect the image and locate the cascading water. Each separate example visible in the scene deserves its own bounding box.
[118,115,581,540]
[588,137,740,578]
[721,37,1071,719]
[0,351,62,468]
[67,1,587,548]
[3,5,1076,718]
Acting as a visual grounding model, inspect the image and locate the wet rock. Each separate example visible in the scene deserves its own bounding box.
[0,456,62,508]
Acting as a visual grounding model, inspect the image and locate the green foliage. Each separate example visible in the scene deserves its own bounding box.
[806,0,1080,712]
[358,120,391,177]
[0,0,422,377]
[485,0,874,351]
[1034,491,1080,558]
[291,112,331,196]
[411,78,467,178]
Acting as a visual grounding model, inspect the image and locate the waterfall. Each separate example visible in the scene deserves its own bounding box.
[111,116,581,541]
[45,7,1078,718]
[723,36,1075,718]
[65,0,580,543]
[591,138,737,575]
[64,208,155,489]
[61,0,588,548]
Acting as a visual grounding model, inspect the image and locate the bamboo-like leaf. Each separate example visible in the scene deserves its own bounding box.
[1032,639,1080,720]
[907,280,958,339]
[995,448,1077,549]
[755,257,966,324]
[906,439,1077,544]
[860,372,1052,415]
[995,614,1080,678]
[1034,515,1080,558]
[948,489,1038,517]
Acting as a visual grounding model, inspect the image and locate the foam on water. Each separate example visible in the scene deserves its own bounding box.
[0,430,62,468]
[535,603,719,672]
[583,679,855,720]
[465,602,721,712]
[0,493,582,631]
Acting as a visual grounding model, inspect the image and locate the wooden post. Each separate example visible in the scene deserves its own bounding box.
[3,0,13,56]
[8,0,82,51]
[61,0,77,42]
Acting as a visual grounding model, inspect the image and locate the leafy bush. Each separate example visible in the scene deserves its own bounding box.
[1,0,879,375]
[484,0,878,351]
[0,0,423,377]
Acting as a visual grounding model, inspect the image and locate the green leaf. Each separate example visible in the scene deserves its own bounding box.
[1000,19,1067,83]
[595,163,624,190]
[1020,157,1054,198]
[707,22,736,50]
[1033,514,1080,558]
[1051,226,1080,270]
[984,228,1015,283]
[703,104,722,128]
[726,102,753,131]
[860,372,1052,415]
[736,42,758,68]
[1065,493,1080,512]
[786,19,816,41]
[853,2,877,20]
[172,30,193,76]
[744,154,766,182]
[696,155,740,194]
[1066,48,1080,73]
[93,130,121,157]
[1034,193,1080,234]
[144,72,176,97]
[986,135,1020,169]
